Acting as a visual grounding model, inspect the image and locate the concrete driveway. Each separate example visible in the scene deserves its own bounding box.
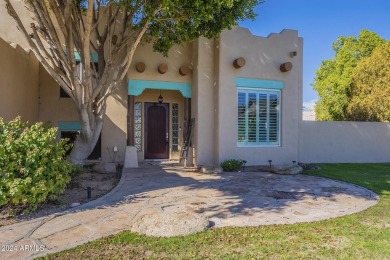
[0,162,378,259]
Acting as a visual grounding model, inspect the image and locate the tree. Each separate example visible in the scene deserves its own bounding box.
[5,0,261,164]
[347,42,390,121]
[312,30,385,121]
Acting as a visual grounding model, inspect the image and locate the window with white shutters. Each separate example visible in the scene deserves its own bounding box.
[237,89,281,146]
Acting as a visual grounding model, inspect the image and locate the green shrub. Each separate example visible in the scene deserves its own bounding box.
[220,159,245,172]
[0,117,73,211]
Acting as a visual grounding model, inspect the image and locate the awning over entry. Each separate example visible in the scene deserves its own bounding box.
[128,79,192,98]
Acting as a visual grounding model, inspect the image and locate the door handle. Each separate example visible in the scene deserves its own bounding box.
[166,132,169,143]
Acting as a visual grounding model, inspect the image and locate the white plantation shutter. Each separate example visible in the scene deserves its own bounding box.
[258,93,268,143]
[268,93,279,144]
[247,93,257,142]
[237,89,280,146]
[237,92,246,143]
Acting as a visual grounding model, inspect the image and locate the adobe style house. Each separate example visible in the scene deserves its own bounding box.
[3,2,388,166]
[0,0,305,167]
[128,27,303,167]
[0,20,303,167]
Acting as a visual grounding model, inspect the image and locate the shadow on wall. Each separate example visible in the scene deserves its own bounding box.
[101,101,127,164]
[0,37,40,122]
[110,82,128,109]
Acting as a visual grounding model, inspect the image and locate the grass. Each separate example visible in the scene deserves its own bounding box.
[44,163,390,259]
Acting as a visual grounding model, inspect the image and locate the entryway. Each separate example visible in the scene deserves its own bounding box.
[144,102,169,159]
[127,80,192,162]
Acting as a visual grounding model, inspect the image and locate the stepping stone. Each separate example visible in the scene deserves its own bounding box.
[271,165,303,175]
[130,212,209,237]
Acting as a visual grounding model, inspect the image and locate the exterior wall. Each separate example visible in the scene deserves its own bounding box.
[191,38,216,166]
[102,81,128,163]
[0,0,32,49]
[38,65,78,125]
[299,121,390,163]
[213,27,303,166]
[128,42,192,83]
[0,37,39,122]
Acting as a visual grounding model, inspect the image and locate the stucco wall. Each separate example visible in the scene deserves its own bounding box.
[102,81,128,163]
[0,0,33,49]
[213,27,303,166]
[128,42,192,83]
[0,37,39,122]
[38,64,78,124]
[191,38,216,166]
[299,121,390,163]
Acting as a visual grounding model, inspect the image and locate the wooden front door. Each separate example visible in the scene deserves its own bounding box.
[145,103,169,159]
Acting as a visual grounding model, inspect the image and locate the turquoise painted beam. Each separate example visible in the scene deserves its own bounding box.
[235,77,284,90]
[69,51,98,63]
[128,79,192,98]
[58,121,81,131]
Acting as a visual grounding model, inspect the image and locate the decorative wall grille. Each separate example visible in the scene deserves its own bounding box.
[134,102,142,151]
[172,103,179,151]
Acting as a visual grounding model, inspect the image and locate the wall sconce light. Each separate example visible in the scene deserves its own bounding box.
[158,63,168,74]
[233,57,246,69]
[113,146,118,163]
[135,62,145,73]
[158,91,163,104]
[280,62,292,72]
[179,65,191,76]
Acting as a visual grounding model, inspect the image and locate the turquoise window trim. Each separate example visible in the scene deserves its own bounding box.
[67,51,98,62]
[128,79,192,98]
[73,52,81,61]
[235,77,284,90]
[58,121,80,131]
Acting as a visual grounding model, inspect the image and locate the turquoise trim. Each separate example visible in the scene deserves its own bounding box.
[71,51,98,62]
[128,80,192,98]
[91,53,98,63]
[73,51,81,61]
[235,78,284,90]
[58,121,80,131]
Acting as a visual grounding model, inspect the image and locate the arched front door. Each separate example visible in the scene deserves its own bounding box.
[144,102,169,159]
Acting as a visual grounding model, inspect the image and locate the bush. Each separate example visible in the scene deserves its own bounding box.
[220,159,245,172]
[0,117,73,211]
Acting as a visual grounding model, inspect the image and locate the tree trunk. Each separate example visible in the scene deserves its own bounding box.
[67,107,104,165]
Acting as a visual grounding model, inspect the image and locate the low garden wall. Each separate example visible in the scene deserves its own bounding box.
[299,121,390,163]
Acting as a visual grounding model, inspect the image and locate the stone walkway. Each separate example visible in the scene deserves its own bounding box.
[0,162,378,259]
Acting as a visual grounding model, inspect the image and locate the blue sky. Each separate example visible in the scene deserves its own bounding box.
[239,0,390,109]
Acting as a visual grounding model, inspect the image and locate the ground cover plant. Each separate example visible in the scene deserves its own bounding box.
[220,159,246,172]
[0,117,73,212]
[45,163,390,259]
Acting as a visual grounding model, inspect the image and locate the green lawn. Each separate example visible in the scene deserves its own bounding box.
[45,164,390,259]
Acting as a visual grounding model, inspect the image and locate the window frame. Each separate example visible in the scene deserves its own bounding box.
[58,121,102,160]
[237,87,281,147]
[60,51,99,99]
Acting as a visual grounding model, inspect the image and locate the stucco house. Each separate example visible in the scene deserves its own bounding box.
[0,20,303,167]
[2,2,389,166]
